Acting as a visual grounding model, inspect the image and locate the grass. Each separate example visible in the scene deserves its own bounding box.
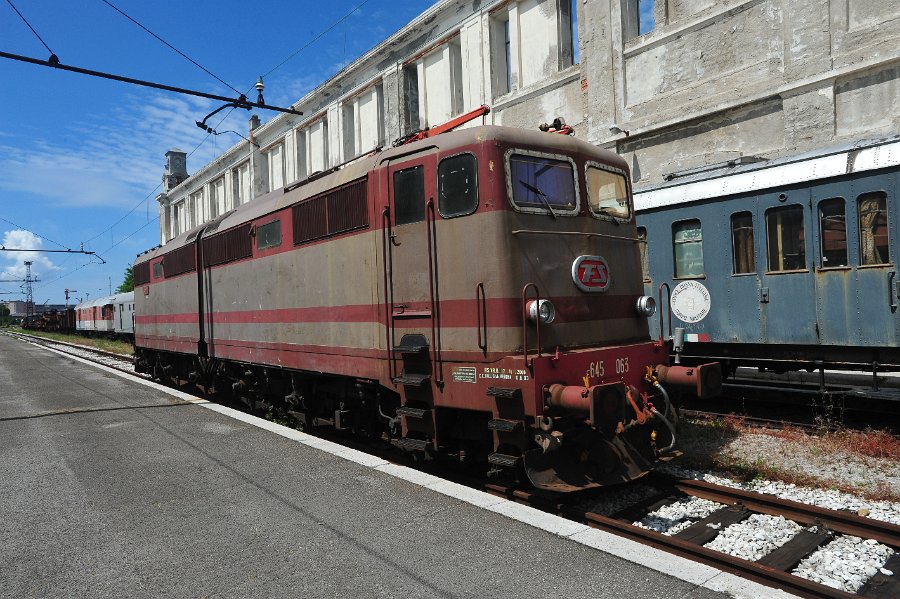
[8,327,133,356]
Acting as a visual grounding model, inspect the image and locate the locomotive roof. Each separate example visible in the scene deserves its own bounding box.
[138,125,625,264]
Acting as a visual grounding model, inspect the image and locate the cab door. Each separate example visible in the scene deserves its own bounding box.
[385,152,439,382]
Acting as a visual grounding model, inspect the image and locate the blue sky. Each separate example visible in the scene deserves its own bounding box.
[0,0,433,305]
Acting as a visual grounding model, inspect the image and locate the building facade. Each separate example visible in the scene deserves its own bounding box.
[157,0,900,244]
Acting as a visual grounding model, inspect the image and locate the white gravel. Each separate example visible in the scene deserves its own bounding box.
[633,496,721,535]
[703,514,802,561]
[793,535,895,593]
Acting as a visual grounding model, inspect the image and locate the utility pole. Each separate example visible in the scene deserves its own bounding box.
[65,288,78,308]
[24,261,34,317]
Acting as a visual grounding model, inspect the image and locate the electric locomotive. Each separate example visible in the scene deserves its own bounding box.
[134,125,720,492]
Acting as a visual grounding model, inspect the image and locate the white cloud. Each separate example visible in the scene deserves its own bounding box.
[1,230,61,281]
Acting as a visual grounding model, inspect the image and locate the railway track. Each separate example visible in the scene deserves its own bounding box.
[9,331,898,598]
[483,474,899,599]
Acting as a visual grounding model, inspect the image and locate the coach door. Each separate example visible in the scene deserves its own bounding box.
[812,176,899,346]
[758,190,819,344]
[385,152,439,385]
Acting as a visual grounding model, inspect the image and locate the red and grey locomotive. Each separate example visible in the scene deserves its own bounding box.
[133,125,720,491]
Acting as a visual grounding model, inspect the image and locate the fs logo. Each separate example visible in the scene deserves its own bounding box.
[571,255,611,292]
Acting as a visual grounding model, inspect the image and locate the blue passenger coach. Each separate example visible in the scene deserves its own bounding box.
[635,136,900,373]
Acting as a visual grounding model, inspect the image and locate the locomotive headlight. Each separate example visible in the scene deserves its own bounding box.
[527,299,556,324]
[635,295,657,317]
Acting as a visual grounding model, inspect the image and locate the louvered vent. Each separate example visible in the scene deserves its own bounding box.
[163,244,197,277]
[203,223,253,267]
[293,177,368,245]
[133,262,151,286]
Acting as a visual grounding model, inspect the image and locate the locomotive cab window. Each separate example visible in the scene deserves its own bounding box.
[393,165,426,225]
[256,220,282,250]
[673,219,704,278]
[818,198,848,268]
[506,150,578,215]
[731,212,755,274]
[586,163,629,220]
[858,191,890,266]
[766,205,806,271]
[438,154,478,218]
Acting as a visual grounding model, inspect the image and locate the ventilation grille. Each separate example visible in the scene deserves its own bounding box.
[293,177,368,245]
[134,262,150,286]
[203,223,253,267]
[163,244,197,277]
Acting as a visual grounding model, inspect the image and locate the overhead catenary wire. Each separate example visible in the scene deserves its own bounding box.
[100,0,242,96]
[4,0,56,59]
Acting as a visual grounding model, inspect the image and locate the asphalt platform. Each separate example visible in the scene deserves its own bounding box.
[0,333,793,598]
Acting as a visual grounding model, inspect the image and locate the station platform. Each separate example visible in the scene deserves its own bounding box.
[0,334,790,598]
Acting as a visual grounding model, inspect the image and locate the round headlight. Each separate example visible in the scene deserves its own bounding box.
[636,295,657,317]
[527,299,556,324]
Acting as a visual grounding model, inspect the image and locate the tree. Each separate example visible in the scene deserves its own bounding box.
[0,304,10,326]
[116,265,134,293]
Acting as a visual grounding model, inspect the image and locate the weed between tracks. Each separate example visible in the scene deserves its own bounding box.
[10,328,133,356]
[676,417,900,502]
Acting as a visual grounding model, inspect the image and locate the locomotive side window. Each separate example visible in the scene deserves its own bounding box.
[818,199,848,268]
[766,205,806,271]
[153,261,164,279]
[731,212,755,274]
[393,166,426,225]
[673,219,704,278]
[636,226,650,282]
[858,191,890,266]
[256,220,282,250]
[586,163,629,219]
[438,154,478,218]
[507,151,578,215]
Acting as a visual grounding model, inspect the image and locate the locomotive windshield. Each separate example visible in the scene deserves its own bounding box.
[507,151,578,215]
[586,163,630,219]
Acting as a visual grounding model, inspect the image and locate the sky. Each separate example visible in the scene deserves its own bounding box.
[0,0,434,306]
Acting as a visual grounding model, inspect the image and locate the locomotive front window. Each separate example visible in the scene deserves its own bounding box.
[393,166,426,225]
[586,163,629,219]
[438,154,478,218]
[818,199,848,268]
[858,191,890,266]
[766,205,806,271]
[256,220,282,250]
[673,220,704,278]
[731,212,755,274]
[507,151,578,215]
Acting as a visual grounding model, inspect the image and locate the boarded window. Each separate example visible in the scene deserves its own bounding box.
[293,178,369,245]
[766,205,806,271]
[636,226,650,282]
[203,224,253,267]
[858,191,890,266]
[134,262,150,286]
[163,244,197,278]
[438,154,478,217]
[673,219,704,278]
[256,220,282,250]
[731,212,755,274]
[394,166,426,225]
[819,199,848,267]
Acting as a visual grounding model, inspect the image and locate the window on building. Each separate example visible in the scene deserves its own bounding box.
[586,164,629,219]
[491,12,512,96]
[343,84,384,161]
[172,201,185,236]
[859,191,890,265]
[624,0,656,40]
[413,40,464,128]
[232,161,250,207]
[636,226,650,282]
[256,220,282,250]
[266,142,285,192]
[673,220,704,278]
[818,199,848,268]
[189,189,203,229]
[210,177,226,218]
[766,206,806,271]
[300,119,328,175]
[438,154,478,218]
[571,0,579,64]
[731,212,755,274]
[393,166,426,226]
[402,65,420,135]
[508,152,578,215]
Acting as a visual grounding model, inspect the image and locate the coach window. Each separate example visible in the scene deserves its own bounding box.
[858,192,890,266]
[818,199,848,268]
[507,151,578,215]
[586,163,629,220]
[766,205,806,271]
[636,226,650,282]
[731,212,755,274]
[256,220,282,250]
[394,165,426,225]
[673,220,704,278]
[438,154,478,218]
